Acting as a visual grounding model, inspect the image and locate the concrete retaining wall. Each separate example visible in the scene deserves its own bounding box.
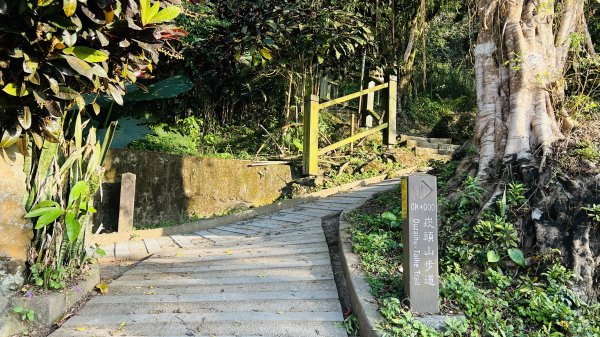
[0,145,32,296]
[94,149,296,231]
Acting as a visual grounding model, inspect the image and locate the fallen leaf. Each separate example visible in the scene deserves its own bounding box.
[96,283,109,295]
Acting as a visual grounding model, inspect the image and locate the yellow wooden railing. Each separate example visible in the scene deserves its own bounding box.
[303,75,398,175]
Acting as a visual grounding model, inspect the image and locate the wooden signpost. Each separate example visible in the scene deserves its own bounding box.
[402,174,440,313]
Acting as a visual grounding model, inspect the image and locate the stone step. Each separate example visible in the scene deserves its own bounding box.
[193,228,321,245]
[151,239,327,259]
[135,251,331,271]
[193,232,327,250]
[400,134,451,144]
[405,139,460,152]
[125,257,332,275]
[109,271,335,287]
[50,321,347,337]
[298,203,348,212]
[78,298,343,316]
[415,147,455,157]
[145,246,329,265]
[224,220,323,236]
[108,279,337,295]
[88,291,340,305]
[278,207,337,217]
[118,264,334,281]
[62,311,343,326]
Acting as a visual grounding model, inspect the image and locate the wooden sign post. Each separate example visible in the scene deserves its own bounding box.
[402,174,440,313]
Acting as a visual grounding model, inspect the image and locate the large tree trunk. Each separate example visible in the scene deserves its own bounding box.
[473,0,599,298]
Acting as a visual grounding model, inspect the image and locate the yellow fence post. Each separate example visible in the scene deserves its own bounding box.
[365,81,375,128]
[384,75,398,146]
[303,95,320,176]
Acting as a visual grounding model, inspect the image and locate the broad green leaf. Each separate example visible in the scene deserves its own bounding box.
[35,208,64,229]
[0,126,22,148]
[63,46,108,63]
[63,0,76,16]
[380,212,397,222]
[12,306,24,313]
[259,48,272,60]
[3,83,29,97]
[25,206,61,219]
[487,250,501,263]
[148,6,180,24]
[62,55,93,80]
[90,64,108,78]
[65,211,81,242]
[62,30,77,47]
[26,310,35,321]
[31,200,60,210]
[141,0,160,26]
[139,0,150,24]
[508,248,526,267]
[68,181,89,206]
[18,107,32,130]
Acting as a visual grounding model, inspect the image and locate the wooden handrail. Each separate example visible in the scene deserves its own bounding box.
[302,75,397,176]
[318,82,389,109]
[319,123,388,155]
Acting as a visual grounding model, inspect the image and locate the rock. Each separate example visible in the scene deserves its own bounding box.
[360,160,388,175]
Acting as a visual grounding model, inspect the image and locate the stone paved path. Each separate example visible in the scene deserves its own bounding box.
[49,179,401,337]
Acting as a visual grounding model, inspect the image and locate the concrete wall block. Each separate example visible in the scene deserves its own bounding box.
[0,145,32,295]
[94,149,295,231]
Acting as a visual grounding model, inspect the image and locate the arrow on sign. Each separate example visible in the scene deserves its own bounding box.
[419,179,433,200]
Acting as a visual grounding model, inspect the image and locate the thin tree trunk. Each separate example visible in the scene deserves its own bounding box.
[398,0,427,108]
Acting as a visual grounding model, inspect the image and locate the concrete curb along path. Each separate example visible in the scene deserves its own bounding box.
[49,179,403,337]
[339,215,385,337]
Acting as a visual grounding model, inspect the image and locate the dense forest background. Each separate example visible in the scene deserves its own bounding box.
[94,0,481,157]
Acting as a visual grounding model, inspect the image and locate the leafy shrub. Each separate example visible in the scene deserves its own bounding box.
[0,0,183,290]
[0,0,183,146]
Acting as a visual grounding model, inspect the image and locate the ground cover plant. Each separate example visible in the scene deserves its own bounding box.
[345,158,600,336]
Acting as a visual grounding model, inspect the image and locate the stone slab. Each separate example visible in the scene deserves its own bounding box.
[64,311,344,325]
[126,255,330,276]
[51,321,347,337]
[89,291,340,305]
[109,274,334,287]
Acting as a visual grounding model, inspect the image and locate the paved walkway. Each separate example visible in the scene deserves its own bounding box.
[50,179,401,337]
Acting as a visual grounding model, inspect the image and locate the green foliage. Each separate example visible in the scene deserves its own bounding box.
[346,164,600,336]
[12,306,35,322]
[582,204,600,222]
[129,120,257,160]
[342,314,360,336]
[574,141,600,161]
[0,0,183,146]
[23,118,115,289]
[175,0,374,127]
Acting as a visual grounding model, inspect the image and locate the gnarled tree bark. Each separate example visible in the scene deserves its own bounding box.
[473,0,599,299]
